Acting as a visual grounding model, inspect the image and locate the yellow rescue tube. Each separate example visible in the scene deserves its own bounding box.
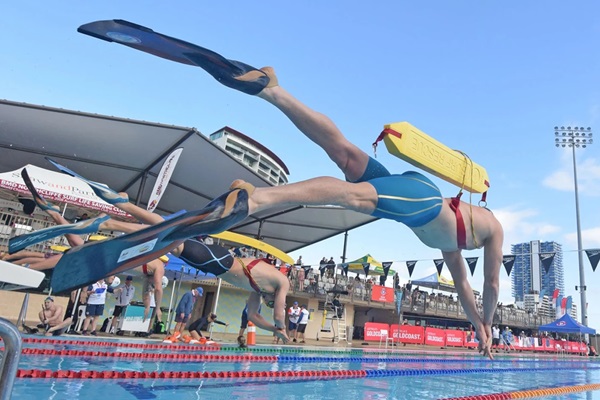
[210,231,294,265]
[380,122,490,194]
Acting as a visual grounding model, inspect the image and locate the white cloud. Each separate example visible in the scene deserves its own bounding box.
[564,227,600,248]
[493,206,562,252]
[542,151,600,196]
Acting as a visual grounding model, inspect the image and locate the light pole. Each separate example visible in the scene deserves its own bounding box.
[554,126,593,326]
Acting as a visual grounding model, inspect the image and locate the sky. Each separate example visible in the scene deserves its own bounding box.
[2,2,600,327]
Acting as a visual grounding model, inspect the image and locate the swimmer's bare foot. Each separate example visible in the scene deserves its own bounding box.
[230,180,256,195]
[235,66,279,95]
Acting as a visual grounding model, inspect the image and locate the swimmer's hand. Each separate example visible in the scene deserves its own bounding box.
[274,327,289,344]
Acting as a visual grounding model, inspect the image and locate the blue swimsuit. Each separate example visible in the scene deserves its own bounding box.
[354,157,443,228]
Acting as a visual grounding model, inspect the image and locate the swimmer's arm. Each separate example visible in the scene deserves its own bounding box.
[246,292,278,332]
[272,279,290,330]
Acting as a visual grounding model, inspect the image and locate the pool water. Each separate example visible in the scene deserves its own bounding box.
[9,336,600,399]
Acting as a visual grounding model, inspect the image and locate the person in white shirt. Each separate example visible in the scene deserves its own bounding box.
[295,305,310,343]
[110,275,136,334]
[492,325,500,352]
[82,277,114,335]
[287,301,301,343]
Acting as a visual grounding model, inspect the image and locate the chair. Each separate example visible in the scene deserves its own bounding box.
[379,329,394,349]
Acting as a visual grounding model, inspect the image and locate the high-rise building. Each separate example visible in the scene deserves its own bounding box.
[209,126,290,186]
[511,240,565,303]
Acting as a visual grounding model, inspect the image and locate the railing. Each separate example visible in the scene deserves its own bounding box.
[0,318,22,400]
[287,272,556,330]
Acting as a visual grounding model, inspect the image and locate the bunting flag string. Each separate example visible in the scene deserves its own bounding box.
[433,259,444,276]
[585,249,600,272]
[539,252,556,274]
[502,255,515,276]
[465,257,478,276]
[406,261,417,277]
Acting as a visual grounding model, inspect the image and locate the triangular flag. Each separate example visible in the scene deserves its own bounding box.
[465,257,478,276]
[362,262,370,276]
[302,265,311,276]
[585,249,600,272]
[406,261,417,277]
[433,259,444,276]
[382,262,393,278]
[539,252,555,274]
[340,263,349,276]
[502,255,515,276]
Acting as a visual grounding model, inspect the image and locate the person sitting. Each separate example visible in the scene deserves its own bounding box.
[38,296,72,336]
[184,313,229,343]
[331,295,343,318]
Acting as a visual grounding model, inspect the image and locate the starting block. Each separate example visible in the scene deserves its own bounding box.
[375,122,490,194]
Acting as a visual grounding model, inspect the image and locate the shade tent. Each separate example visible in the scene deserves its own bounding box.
[348,254,385,276]
[0,164,128,218]
[538,313,596,335]
[410,272,457,293]
[0,99,377,253]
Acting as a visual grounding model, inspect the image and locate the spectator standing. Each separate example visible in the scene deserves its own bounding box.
[296,305,310,343]
[288,301,301,343]
[297,266,306,292]
[172,287,203,338]
[82,278,114,336]
[326,257,336,279]
[492,325,500,352]
[110,275,136,334]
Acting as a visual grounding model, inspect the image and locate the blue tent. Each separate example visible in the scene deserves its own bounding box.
[164,253,216,282]
[538,313,596,335]
[410,272,457,293]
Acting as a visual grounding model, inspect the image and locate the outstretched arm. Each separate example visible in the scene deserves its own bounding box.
[246,292,289,343]
[482,227,503,327]
[442,250,492,359]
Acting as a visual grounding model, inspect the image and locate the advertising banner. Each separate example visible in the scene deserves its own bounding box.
[371,285,394,303]
[425,327,446,347]
[363,322,390,341]
[444,329,464,347]
[390,324,424,344]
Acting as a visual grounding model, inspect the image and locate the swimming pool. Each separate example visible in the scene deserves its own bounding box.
[9,335,600,399]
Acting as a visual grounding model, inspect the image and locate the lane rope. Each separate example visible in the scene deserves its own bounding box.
[19,348,598,365]
[16,366,600,380]
[441,382,600,399]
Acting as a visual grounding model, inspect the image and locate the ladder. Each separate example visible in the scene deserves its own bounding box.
[335,307,349,344]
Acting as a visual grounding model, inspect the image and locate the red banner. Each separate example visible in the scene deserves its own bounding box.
[363,323,390,341]
[371,285,394,303]
[425,327,446,347]
[390,324,424,344]
[445,330,464,347]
